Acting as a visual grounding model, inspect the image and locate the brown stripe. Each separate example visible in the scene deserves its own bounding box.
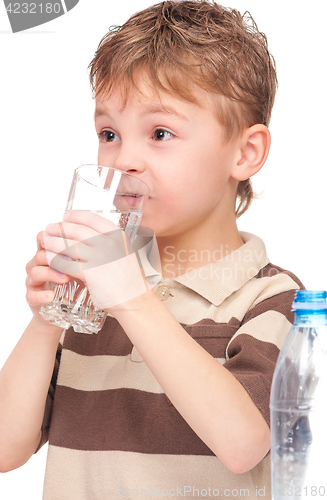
[181,318,240,358]
[256,263,305,290]
[242,289,298,325]
[49,386,214,456]
[63,316,134,357]
[225,333,279,427]
[36,343,62,452]
[63,317,240,359]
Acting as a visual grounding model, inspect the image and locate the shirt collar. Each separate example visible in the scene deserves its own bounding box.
[167,232,270,306]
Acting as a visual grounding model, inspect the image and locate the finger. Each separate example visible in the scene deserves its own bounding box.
[45,240,94,271]
[63,210,119,234]
[48,253,85,280]
[35,249,52,267]
[42,233,89,261]
[26,256,37,275]
[26,288,55,308]
[45,221,99,244]
[37,231,44,251]
[26,249,53,275]
[44,229,130,267]
[49,231,134,271]
[26,265,69,288]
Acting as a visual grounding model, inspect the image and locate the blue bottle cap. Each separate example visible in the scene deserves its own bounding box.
[292,290,327,311]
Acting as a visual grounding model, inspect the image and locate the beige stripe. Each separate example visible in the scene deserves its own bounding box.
[59,330,66,345]
[226,310,292,354]
[57,348,227,393]
[165,274,299,326]
[250,274,300,309]
[43,445,270,500]
[56,348,165,393]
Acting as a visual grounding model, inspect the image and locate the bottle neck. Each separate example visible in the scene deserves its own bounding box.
[294,310,327,326]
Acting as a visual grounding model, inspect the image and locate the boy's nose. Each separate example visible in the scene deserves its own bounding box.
[113,143,146,175]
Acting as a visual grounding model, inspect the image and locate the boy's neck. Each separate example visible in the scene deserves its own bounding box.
[157,222,244,280]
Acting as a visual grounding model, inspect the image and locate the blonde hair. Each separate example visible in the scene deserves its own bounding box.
[89,0,277,217]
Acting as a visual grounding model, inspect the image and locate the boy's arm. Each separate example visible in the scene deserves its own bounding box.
[0,232,68,473]
[112,289,270,475]
[0,319,62,472]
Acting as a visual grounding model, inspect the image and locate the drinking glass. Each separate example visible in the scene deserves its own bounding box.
[39,164,150,334]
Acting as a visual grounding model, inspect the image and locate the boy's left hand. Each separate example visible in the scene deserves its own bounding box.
[41,211,149,312]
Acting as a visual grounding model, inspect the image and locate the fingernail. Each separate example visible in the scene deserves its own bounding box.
[63,212,70,220]
[46,223,55,231]
[45,291,54,301]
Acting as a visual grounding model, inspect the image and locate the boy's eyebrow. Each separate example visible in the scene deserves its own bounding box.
[139,103,189,121]
[94,103,189,121]
[94,107,111,120]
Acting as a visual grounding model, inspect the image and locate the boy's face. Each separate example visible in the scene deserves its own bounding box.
[94,79,240,239]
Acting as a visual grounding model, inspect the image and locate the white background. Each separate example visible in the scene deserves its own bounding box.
[0,0,326,497]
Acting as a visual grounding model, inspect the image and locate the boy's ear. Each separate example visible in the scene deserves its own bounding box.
[231,124,271,181]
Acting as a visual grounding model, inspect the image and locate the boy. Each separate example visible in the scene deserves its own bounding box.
[0,1,303,498]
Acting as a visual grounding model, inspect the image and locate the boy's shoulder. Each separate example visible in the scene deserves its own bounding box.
[175,231,302,308]
[234,232,303,322]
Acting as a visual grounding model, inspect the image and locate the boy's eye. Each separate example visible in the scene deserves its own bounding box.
[153,128,174,141]
[98,130,120,143]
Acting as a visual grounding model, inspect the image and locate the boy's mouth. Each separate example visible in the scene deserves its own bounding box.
[118,193,144,199]
[121,193,143,197]
[115,193,145,209]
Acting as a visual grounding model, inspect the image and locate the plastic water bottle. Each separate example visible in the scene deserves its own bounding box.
[270,290,327,500]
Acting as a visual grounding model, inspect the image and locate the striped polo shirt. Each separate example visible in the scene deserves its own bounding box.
[37,232,303,499]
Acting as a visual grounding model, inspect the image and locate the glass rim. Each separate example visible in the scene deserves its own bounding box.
[74,164,150,194]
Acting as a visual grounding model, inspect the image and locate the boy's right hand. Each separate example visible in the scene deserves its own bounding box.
[25,231,70,326]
